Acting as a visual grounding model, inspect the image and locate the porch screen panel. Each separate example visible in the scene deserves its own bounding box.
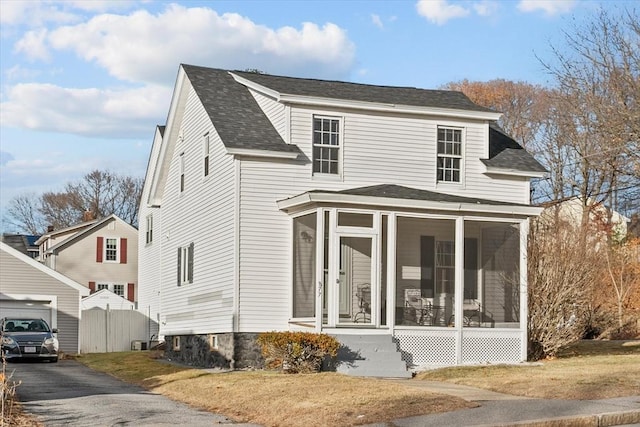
[482,224,520,326]
[293,213,317,318]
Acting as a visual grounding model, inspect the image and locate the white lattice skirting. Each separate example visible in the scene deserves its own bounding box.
[394,329,523,369]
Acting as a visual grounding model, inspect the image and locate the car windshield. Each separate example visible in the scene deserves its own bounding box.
[2,319,51,333]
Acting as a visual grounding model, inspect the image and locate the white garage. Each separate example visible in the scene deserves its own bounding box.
[0,299,53,326]
[0,242,89,353]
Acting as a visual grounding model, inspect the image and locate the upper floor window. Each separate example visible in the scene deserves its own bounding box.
[145,214,153,245]
[105,238,118,261]
[437,127,462,183]
[312,116,340,175]
[96,236,127,264]
[203,133,210,177]
[179,152,185,192]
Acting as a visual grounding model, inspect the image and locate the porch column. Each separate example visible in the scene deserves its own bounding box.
[519,218,530,361]
[315,208,325,331]
[454,216,464,364]
[387,213,397,329]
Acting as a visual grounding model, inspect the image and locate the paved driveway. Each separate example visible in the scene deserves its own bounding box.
[8,359,259,426]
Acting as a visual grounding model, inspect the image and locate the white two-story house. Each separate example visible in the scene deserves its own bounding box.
[138,64,546,374]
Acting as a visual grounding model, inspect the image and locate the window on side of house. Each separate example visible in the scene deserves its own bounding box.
[177,242,194,286]
[97,283,109,291]
[179,152,185,192]
[203,133,210,177]
[97,283,127,299]
[435,240,455,294]
[105,238,118,261]
[145,214,153,245]
[312,116,340,175]
[436,127,462,183]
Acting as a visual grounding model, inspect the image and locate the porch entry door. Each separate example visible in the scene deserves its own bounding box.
[334,234,377,326]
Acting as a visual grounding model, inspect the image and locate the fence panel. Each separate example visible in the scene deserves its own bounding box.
[80,308,150,353]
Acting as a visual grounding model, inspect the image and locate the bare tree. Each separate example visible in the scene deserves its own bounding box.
[540,7,640,217]
[527,216,602,360]
[4,170,143,234]
[3,193,47,234]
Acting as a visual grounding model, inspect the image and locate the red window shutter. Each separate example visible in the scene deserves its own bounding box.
[96,237,103,262]
[89,281,96,294]
[127,283,135,302]
[120,238,127,264]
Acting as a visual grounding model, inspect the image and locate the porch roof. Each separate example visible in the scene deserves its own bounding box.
[277,184,543,216]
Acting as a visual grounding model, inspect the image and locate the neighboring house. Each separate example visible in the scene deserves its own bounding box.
[539,196,629,242]
[36,214,139,305]
[1,234,40,259]
[0,241,89,354]
[138,65,546,373]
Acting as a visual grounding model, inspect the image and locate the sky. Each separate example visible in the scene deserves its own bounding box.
[0,0,635,232]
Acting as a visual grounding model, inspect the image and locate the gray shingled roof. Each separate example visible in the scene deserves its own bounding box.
[485,123,547,173]
[182,64,544,174]
[310,184,528,207]
[182,64,301,154]
[233,70,495,112]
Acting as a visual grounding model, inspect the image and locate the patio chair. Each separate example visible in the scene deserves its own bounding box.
[353,283,371,323]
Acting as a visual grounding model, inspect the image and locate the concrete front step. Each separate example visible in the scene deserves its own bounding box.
[333,334,411,379]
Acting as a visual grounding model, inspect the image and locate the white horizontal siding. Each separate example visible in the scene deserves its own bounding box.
[249,89,287,140]
[290,106,529,203]
[158,86,236,335]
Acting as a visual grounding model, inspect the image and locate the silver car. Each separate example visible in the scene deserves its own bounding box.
[1,318,59,362]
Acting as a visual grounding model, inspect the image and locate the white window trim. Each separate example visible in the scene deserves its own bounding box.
[203,133,210,178]
[311,115,343,179]
[145,214,153,245]
[179,152,185,193]
[436,126,465,186]
[104,238,120,263]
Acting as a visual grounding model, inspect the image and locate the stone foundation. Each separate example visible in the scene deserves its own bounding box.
[165,332,264,369]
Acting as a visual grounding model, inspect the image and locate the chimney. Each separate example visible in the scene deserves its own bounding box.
[47,225,54,233]
[83,210,94,222]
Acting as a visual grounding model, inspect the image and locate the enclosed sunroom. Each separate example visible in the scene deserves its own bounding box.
[279,185,541,368]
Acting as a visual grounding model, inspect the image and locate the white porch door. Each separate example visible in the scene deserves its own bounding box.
[334,235,377,326]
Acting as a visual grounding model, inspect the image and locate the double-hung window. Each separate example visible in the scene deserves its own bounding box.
[179,152,185,192]
[177,243,194,286]
[312,116,340,175]
[435,241,455,294]
[203,133,210,177]
[105,238,118,261]
[145,214,153,245]
[437,127,462,183]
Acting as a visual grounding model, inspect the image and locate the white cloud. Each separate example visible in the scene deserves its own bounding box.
[473,1,499,17]
[0,83,171,138]
[0,1,78,27]
[518,0,577,16]
[14,29,51,62]
[416,0,470,25]
[22,4,355,84]
[371,14,384,29]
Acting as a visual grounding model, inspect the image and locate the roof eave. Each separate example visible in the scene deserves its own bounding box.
[277,192,543,216]
[226,147,300,159]
[483,166,547,178]
[278,94,503,121]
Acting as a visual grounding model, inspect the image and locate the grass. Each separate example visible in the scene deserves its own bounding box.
[416,340,640,400]
[77,351,474,426]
